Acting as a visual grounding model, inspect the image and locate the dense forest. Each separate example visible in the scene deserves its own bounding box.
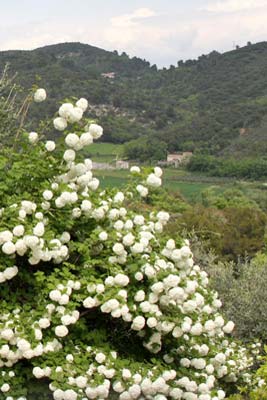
[1,41,267,164]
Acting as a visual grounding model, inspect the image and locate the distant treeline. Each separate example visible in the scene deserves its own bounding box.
[187,155,267,179]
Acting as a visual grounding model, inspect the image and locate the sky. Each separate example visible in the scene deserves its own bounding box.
[1,0,267,67]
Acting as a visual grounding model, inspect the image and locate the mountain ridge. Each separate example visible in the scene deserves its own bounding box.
[1,40,267,159]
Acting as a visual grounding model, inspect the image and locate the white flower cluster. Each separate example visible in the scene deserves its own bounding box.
[0,92,257,399]
[0,212,69,266]
[146,167,162,188]
[33,88,47,103]
[31,339,255,400]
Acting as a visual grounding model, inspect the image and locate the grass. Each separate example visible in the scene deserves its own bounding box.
[94,169,228,202]
[94,169,129,190]
[83,142,124,162]
[86,143,267,204]
[164,180,213,202]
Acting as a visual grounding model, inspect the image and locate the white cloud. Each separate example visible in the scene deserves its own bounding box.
[133,8,157,18]
[111,8,157,28]
[203,0,267,13]
[1,4,267,68]
[193,9,267,51]
[100,8,197,66]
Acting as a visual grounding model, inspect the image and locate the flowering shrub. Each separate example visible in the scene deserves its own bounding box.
[0,89,259,400]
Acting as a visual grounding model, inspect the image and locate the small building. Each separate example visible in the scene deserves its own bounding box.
[101,72,116,79]
[181,152,193,163]
[92,162,114,170]
[116,160,129,170]
[167,153,184,165]
[161,152,193,168]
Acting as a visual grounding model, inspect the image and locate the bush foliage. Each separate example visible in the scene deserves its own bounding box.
[0,87,261,399]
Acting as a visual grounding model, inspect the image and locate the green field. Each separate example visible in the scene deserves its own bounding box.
[83,142,124,162]
[94,169,227,202]
[87,143,267,204]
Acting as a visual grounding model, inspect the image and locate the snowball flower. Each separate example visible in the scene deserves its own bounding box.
[112,243,125,256]
[60,232,71,243]
[28,131,38,144]
[191,323,203,336]
[17,338,31,351]
[45,140,56,152]
[13,225,25,237]
[81,200,92,213]
[134,215,144,225]
[2,241,16,255]
[215,353,226,364]
[131,242,144,254]
[1,383,10,393]
[114,192,124,203]
[80,132,93,146]
[83,297,96,308]
[39,318,50,329]
[146,173,162,188]
[114,273,129,286]
[130,166,140,173]
[65,133,80,148]
[223,321,235,333]
[217,390,226,399]
[76,97,88,111]
[68,107,83,123]
[123,233,135,247]
[34,88,46,102]
[0,230,13,243]
[64,389,77,400]
[4,266,18,280]
[135,272,143,281]
[33,222,45,237]
[63,149,76,162]
[122,368,132,380]
[89,123,103,139]
[76,376,87,388]
[59,103,73,119]
[54,389,64,400]
[157,211,170,224]
[147,317,158,328]
[191,358,206,370]
[15,239,27,255]
[114,220,124,230]
[99,231,108,241]
[54,117,67,131]
[131,316,145,331]
[136,184,148,197]
[33,367,45,379]
[61,315,74,325]
[166,239,176,250]
[49,290,62,302]
[1,328,14,340]
[66,354,74,362]
[95,352,106,363]
[205,320,216,332]
[88,178,99,190]
[134,290,145,302]
[55,325,68,337]
[154,166,163,177]
[43,190,53,200]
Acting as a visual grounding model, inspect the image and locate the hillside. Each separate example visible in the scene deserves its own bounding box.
[1,41,267,159]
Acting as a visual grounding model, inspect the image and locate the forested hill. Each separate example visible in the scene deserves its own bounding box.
[1,41,267,158]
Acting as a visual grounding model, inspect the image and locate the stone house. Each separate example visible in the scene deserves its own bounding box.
[116,160,129,169]
[159,152,193,167]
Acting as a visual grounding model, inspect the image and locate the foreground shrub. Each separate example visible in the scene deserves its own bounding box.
[0,89,259,399]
